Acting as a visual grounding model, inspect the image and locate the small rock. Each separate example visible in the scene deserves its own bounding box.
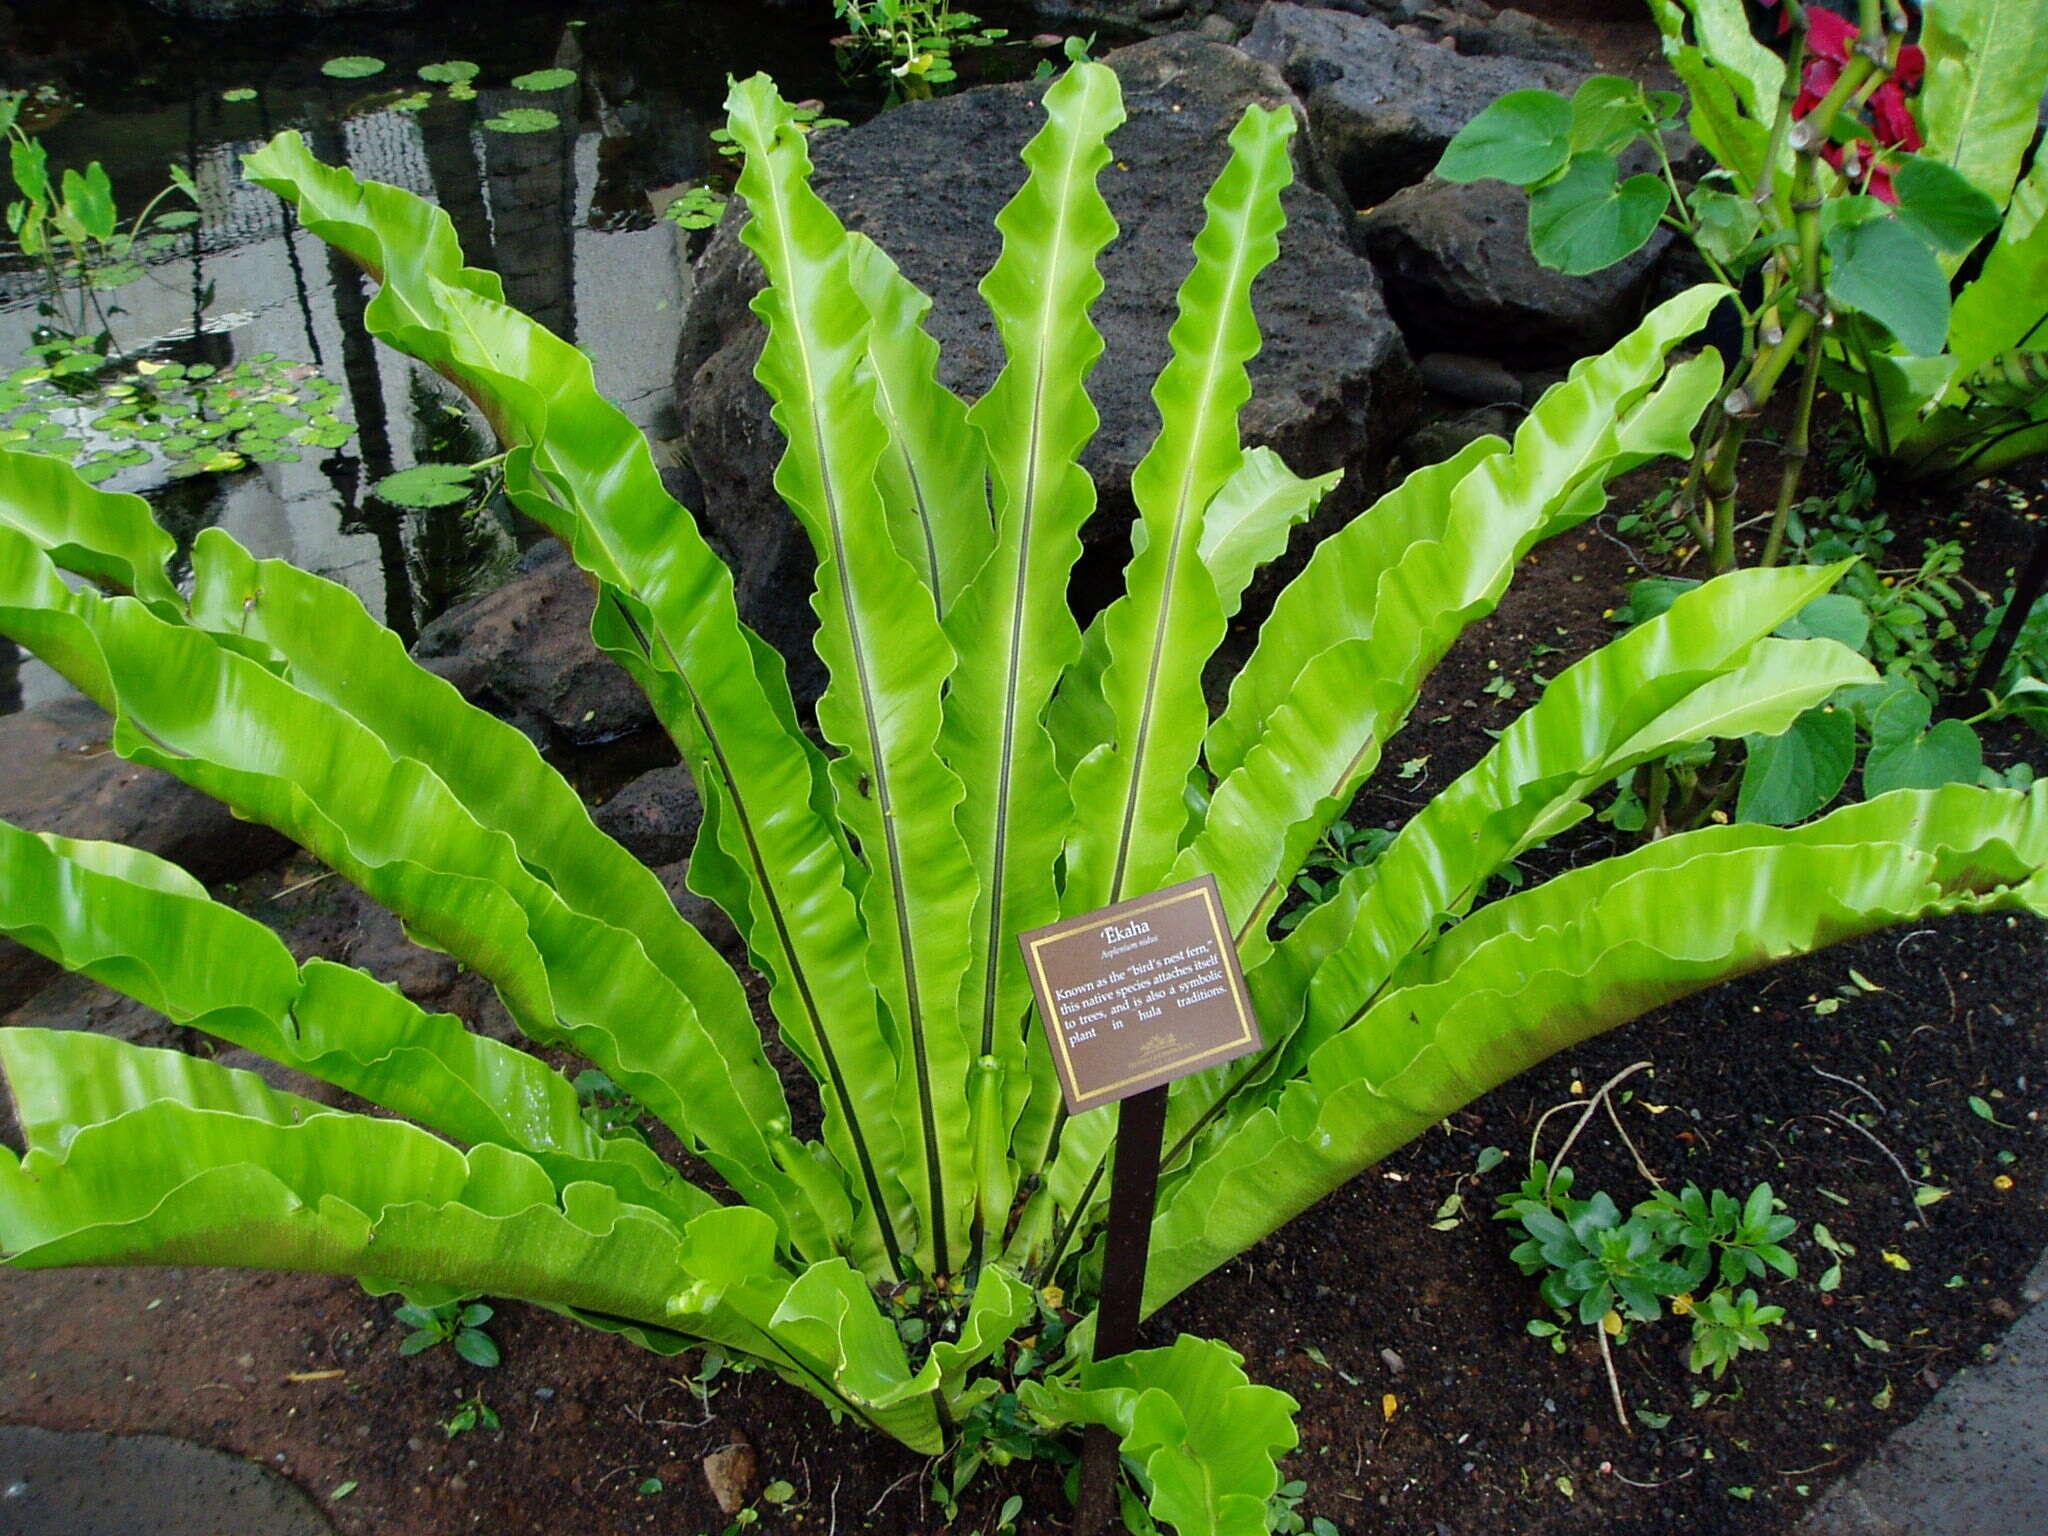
[1444,7,1595,68]
[1398,407,1517,469]
[1417,351,1521,405]
[1988,1297,2019,1322]
[1195,13,1240,40]
[1518,369,1570,407]
[1381,1347,1406,1375]
[413,542,654,748]
[592,765,702,868]
[702,1438,760,1516]
[558,1399,588,1426]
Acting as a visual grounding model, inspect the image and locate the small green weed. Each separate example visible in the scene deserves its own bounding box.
[440,1389,499,1438]
[396,1298,501,1367]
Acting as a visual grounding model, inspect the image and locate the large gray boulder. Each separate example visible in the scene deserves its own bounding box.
[1238,3,1584,207]
[676,34,1414,699]
[1360,177,1672,364]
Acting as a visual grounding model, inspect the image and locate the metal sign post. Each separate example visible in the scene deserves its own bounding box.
[1017,874,1264,1535]
[1071,1083,1168,1534]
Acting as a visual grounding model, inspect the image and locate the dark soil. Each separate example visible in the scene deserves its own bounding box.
[4,445,2045,1536]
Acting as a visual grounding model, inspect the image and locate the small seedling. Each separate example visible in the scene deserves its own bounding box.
[1277,819,1394,931]
[1266,1476,1340,1535]
[441,1389,499,1437]
[396,1298,501,1367]
[1686,1288,1786,1378]
[574,1069,649,1141]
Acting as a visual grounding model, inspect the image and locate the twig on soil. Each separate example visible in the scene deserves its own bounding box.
[284,1369,343,1383]
[1811,1067,1886,1116]
[829,1475,841,1536]
[590,1464,643,1493]
[653,1374,714,1428]
[865,1467,919,1518]
[1603,1464,1696,1489]
[1823,1111,1926,1220]
[1600,1092,1663,1189]
[1530,1061,1656,1193]
[1773,1455,1844,1477]
[274,869,336,900]
[189,1381,245,1398]
[1596,1325,1631,1436]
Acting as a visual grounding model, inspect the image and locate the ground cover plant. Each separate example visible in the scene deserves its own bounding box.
[4,60,2048,1534]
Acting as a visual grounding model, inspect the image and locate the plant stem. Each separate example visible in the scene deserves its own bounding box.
[1762,329,1825,567]
[1597,1322,1632,1435]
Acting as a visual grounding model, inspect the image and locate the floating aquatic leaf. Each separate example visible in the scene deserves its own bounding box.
[418,61,481,85]
[390,92,433,114]
[483,108,560,135]
[373,463,479,509]
[511,68,578,92]
[221,87,258,103]
[321,57,387,80]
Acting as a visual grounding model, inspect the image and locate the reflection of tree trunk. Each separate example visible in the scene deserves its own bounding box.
[310,123,417,644]
[479,80,580,344]
[419,104,497,274]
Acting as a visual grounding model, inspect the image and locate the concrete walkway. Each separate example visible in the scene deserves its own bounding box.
[1802,1250,2048,1535]
[0,1425,335,1536]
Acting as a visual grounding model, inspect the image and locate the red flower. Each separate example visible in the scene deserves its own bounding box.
[1768,3,1924,181]
[1804,6,1857,62]
[1870,81,1922,151]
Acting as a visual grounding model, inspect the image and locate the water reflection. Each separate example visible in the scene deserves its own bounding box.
[0,11,720,709]
[1,0,1074,714]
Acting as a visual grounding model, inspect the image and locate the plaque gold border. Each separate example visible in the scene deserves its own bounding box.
[1024,877,1255,1112]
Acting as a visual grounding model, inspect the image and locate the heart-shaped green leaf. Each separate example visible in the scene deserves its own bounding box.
[1437,89,1574,186]
[1528,152,1669,274]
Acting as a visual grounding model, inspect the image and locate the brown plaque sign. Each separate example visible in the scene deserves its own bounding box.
[1019,874,1263,1115]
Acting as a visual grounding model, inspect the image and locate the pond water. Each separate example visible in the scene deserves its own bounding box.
[0,0,1086,715]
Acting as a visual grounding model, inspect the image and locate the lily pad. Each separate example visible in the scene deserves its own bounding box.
[510,68,578,92]
[418,60,481,85]
[321,56,387,80]
[373,462,479,509]
[221,87,258,102]
[483,107,560,135]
